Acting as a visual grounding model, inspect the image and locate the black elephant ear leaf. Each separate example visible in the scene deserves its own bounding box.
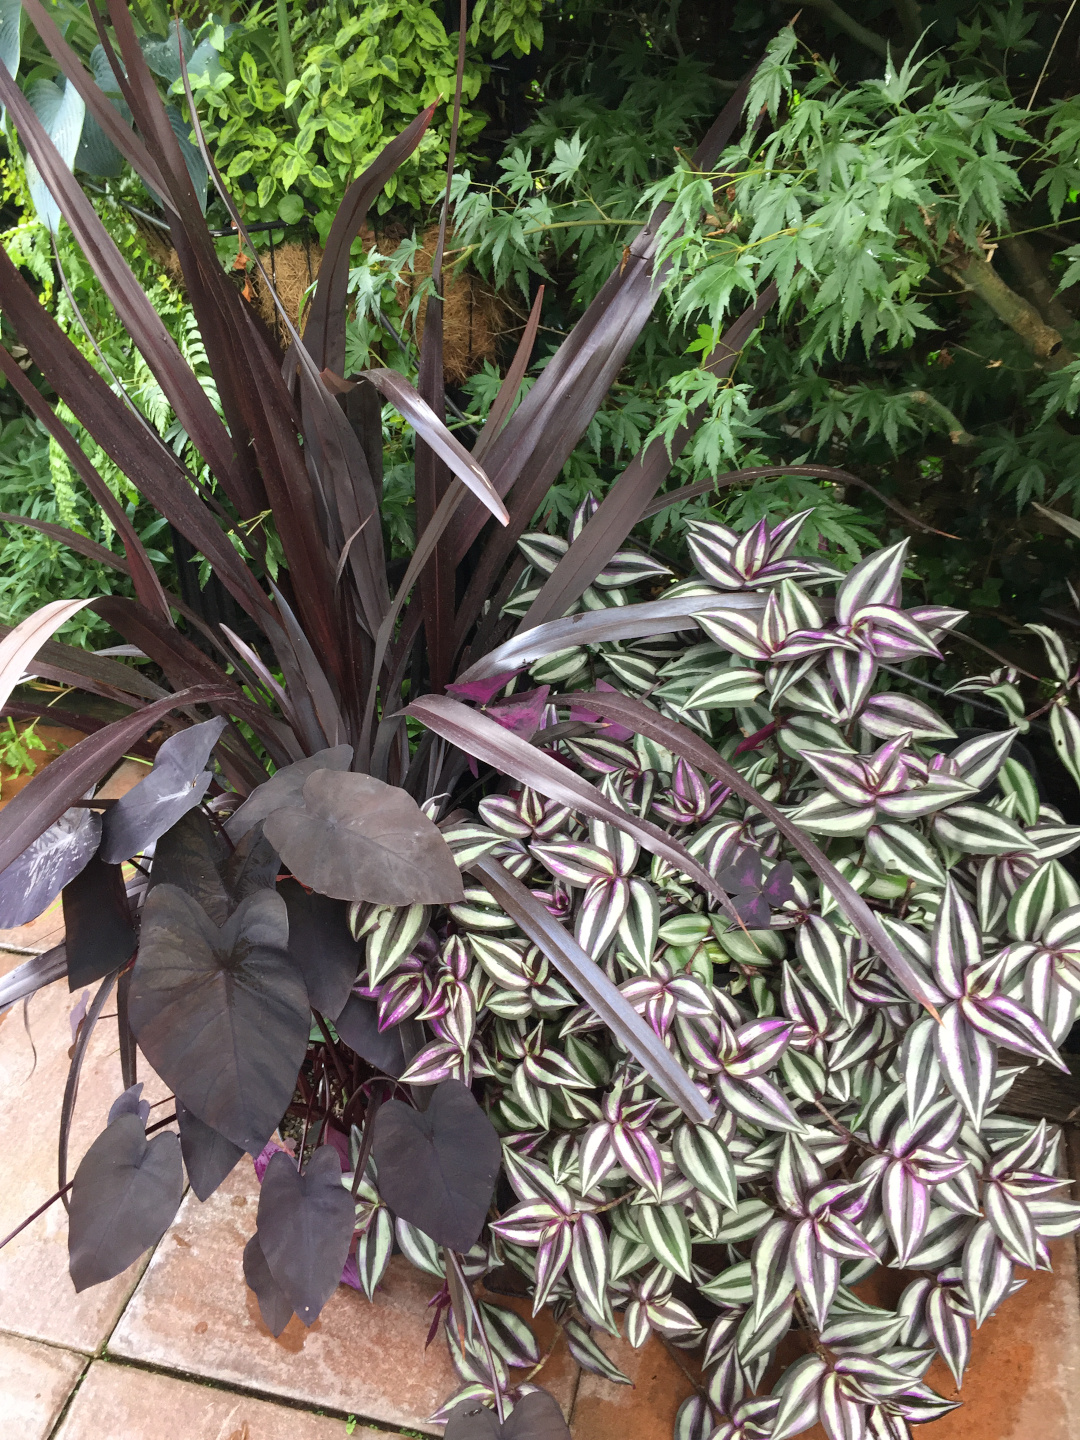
[130,885,309,1153]
[371,1079,501,1252]
[63,852,135,989]
[256,1146,355,1325]
[100,717,228,863]
[264,770,464,906]
[502,1391,572,1439]
[67,1112,183,1291]
[108,1082,150,1126]
[0,803,100,928]
[223,822,280,908]
[333,994,409,1077]
[148,808,230,926]
[176,1100,245,1201]
[444,1392,570,1440]
[243,1232,295,1337]
[279,877,359,1020]
[225,745,354,842]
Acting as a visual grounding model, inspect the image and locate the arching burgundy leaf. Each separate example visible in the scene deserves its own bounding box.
[334,994,410,1077]
[371,1079,501,1252]
[176,1100,245,1201]
[149,808,230,926]
[67,1112,183,1291]
[130,885,309,1153]
[279,877,360,1020]
[264,769,464,906]
[256,1146,355,1325]
[445,1390,571,1439]
[0,803,100,928]
[243,1232,294,1337]
[63,851,135,990]
[225,745,353,841]
[100,717,228,862]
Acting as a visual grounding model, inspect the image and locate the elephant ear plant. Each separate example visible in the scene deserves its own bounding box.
[1,8,1079,1437]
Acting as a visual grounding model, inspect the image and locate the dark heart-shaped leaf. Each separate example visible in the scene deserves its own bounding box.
[130,885,309,1153]
[279,877,359,1020]
[263,769,464,906]
[100,717,228,863]
[225,745,354,842]
[371,1079,501,1252]
[68,1111,183,1291]
[243,1231,295,1337]
[256,1146,355,1325]
[445,1390,571,1439]
[63,851,135,989]
[148,808,230,925]
[223,822,280,907]
[108,1082,150,1126]
[176,1100,245,1201]
[0,803,100,928]
[334,994,409,1077]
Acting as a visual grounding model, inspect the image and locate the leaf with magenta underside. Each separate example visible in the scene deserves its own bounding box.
[255,1146,355,1326]
[445,1390,571,1439]
[487,686,550,739]
[130,885,309,1154]
[446,672,523,706]
[67,1111,183,1291]
[371,1079,501,1252]
[63,851,135,990]
[225,745,354,841]
[561,689,942,1015]
[243,1231,295,1337]
[278,877,359,1020]
[176,1100,245,1200]
[0,803,100,929]
[99,717,227,862]
[264,770,464,907]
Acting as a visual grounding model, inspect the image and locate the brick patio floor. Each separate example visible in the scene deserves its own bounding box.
[3,880,1080,1437]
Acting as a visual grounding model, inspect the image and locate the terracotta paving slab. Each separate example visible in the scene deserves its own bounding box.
[0,1333,86,1440]
[52,1361,404,1440]
[0,974,170,1353]
[110,1162,472,1434]
[569,1330,697,1440]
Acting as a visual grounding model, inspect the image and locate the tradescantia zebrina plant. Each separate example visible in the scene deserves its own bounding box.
[0,7,1079,1437]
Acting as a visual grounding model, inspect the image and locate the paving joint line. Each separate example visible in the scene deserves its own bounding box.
[95,1351,440,1437]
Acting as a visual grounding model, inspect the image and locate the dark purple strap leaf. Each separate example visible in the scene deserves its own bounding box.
[0,804,101,929]
[0,685,236,879]
[130,885,310,1153]
[471,855,712,1124]
[263,769,465,907]
[242,1231,295,1337]
[405,695,742,920]
[100,717,228,863]
[176,1101,245,1202]
[67,1112,182,1292]
[0,943,68,1010]
[63,852,136,990]
[371,1079,501,1252]
[563,690,943,1015]
[278,878,360,1021]
[256,1146,355,1325]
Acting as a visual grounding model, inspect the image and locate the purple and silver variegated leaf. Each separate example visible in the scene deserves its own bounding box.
[532,1222,576,1311]
[568,1211,615,1330]
[962,1219,1015,1327]
[925,1284,971,1387]
[835,542,908,626]
[819,1372,868,1440]
[931,880,981,1001]
[859,693,956,742]
[715,1073,804,1133]
[984,1180,1040,1269]
[771,1354,828,1440]
[750,1215,796,1323]
[791,1217,841,1328]
[882,1160,931,1267]
[934,1004,996,1128]
[960,991,1067,1070]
